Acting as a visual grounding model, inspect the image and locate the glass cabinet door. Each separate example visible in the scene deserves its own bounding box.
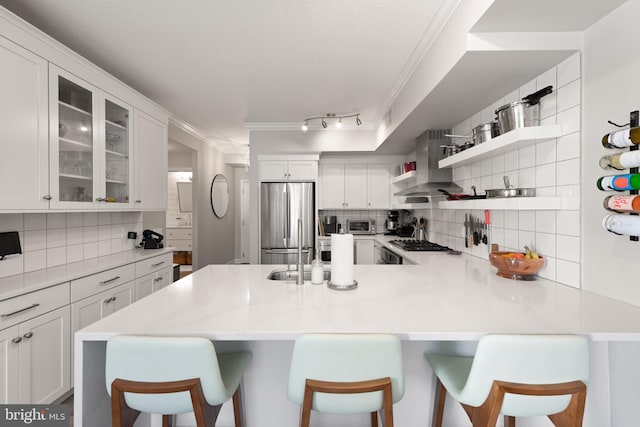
[104,99,130,204]
[57,76,95,203]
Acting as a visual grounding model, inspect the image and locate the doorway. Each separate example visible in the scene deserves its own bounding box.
[240,179,250,263]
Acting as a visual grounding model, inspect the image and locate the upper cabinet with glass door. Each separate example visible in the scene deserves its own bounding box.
[49,65,133,209]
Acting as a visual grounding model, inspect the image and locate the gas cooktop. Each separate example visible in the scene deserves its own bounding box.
[389,240,451,252]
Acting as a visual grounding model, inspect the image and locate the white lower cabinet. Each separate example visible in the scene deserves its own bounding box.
[355,239,375,265]
[18,307,70,404]
[0,306,71,404]
[0,325,20,403]
[135,267,172,300]
[71,281,135,334]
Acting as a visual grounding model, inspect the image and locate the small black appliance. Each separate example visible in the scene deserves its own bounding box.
[140,229,164,249]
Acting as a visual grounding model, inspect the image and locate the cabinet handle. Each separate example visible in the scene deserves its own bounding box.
[104,296,116,304]
[42,195,52,201]
[99,276,121,285]
[154,277,163,283]
[95,197,106,202]
[11,337,21,344]
[23,332,33,339]
[151,261,165,267]
[1,303,39,318]
[135,200,142,203]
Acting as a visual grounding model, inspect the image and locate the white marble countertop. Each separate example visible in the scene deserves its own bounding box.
[0,248,174,301]
[77,257,640,342]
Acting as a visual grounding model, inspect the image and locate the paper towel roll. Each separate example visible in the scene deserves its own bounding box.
[331,234,354,286]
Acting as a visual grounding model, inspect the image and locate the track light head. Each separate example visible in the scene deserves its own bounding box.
[321,119,327,128]
[301,121,308,131]
[356,115,362,126]
[336,118,343,129]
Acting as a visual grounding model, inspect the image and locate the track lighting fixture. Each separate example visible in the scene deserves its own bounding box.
[301,113,362,131]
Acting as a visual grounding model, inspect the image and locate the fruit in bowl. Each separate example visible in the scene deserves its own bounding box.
[489,248,546,281]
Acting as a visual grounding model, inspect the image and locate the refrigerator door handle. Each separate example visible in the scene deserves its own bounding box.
[265,249,310,254]
[286,183,291,242]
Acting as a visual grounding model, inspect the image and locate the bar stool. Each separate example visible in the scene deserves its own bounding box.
[287,333,404,427]
[105,335,252,427]
[425,334,589,427]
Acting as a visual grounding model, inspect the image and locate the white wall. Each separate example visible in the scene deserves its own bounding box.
[582,0,640,305]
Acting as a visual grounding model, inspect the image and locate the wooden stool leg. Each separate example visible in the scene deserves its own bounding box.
[233,385,244,427]
[370,410,378,427]
[432,378,446,427]
[504,415,516,427]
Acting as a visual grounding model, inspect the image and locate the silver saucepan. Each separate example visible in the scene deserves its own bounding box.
[495,85,553,134]
[485,176,536,198]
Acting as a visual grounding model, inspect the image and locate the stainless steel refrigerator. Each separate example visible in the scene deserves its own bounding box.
[261,182,314,264]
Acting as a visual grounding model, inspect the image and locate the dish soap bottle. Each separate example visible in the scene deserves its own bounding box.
[311,254,324,285]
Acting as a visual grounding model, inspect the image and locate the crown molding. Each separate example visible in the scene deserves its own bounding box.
[371,0,463,127]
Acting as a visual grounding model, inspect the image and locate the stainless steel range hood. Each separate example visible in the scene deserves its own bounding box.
[394,130,462,196]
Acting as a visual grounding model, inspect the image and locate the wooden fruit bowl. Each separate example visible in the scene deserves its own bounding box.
[489,251,546,281]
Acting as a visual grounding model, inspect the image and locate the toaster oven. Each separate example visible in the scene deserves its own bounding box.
[345,219,376,235]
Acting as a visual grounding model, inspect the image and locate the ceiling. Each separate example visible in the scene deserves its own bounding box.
[0,0,457,150]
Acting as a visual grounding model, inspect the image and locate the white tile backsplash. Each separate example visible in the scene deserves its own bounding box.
[430,55,582,288]
[0,212,144,279]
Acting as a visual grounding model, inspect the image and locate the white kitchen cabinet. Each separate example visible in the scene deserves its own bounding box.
[166,228,193,252]
[71,281,135,336]
[366,165,390,209]
[49,65,134,209]
[320,164,346,209]
[260,160,317,181]
[134,109,168,210]
[18,306,70,404]
[320,164,389,209]
[354,239,375,265]
[0,325,20,403]
[0,36,49,210]
[135,267,173,300]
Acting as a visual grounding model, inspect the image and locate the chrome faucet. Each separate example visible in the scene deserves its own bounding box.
[297,218,304,285]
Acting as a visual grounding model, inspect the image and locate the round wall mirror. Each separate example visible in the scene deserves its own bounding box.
[210,174,229,218]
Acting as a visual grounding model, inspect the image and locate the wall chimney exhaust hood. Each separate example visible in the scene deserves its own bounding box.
[394,130,462,196]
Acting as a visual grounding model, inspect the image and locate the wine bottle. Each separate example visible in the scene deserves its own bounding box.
[602,127,640,148]
[602,213,640,236]
[599,151,640,170]
[603,195,640,213]
[596,173,640,191]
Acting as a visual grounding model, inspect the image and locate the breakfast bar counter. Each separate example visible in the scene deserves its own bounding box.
[74,259,640,426]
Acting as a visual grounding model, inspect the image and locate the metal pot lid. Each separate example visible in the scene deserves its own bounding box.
[495,100,530,114]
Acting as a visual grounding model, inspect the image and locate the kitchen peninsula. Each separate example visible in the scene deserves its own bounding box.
[75,252,640,427]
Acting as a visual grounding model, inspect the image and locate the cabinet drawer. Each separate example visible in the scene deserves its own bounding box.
[0,282,70,330]
[166,228,192,240]
[135,253,173,278]
[71,264,135,303]
[166,239,192,251]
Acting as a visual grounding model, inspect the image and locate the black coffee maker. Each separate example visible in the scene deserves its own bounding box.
[385,211,399,235]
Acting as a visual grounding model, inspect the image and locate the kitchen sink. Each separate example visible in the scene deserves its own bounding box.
[267,268,331,281]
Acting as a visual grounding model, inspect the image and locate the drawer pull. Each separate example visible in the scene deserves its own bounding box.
[11,337,21,344]
[23,332,33,339]
[154,277,164,282]
[151,261,165,267]
[1,303,40,318]
[104,296,116,304]
[99,276,121,285]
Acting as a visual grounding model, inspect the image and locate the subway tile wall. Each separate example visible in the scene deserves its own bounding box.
[426,52,582,288]
[0,212,144,279]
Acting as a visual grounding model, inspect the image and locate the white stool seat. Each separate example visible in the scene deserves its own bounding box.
[426,334,589,427]
[106,335,251,426]
[288,333,404,427]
